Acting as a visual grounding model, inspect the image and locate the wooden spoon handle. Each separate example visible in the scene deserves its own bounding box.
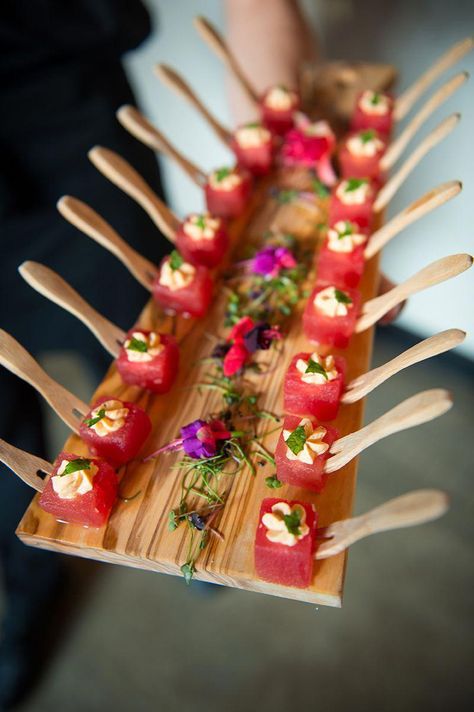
[356,253,472,333]
[342,328,465,404]
[0,330,87,433]
[193,16,259,106]
[315,489,449,559]
[155,64,233,147]
[382,72,468,170]
[88,146,179,242]
[19,261,125,359]
[365,180,462,259]
[0,438,51,492]
[394,37,474,120]
[57,195,157,291]
[326,389,452,473]
[117,105,207,187]
[374,113,460,212]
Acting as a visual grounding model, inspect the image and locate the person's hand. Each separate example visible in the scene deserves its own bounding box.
[377,273,406,325]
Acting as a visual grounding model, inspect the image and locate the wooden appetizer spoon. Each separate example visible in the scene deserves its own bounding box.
[381,72,469,170]
[0,438,50,492]
[88,146,180,242]
[356,253,472,333]
[325,388,452,474]
[374,112,460,212]
[155,64,233,147]
[0,330,87,433]
[57,196,158,292]
[193,15,260,107]
[342,328,465,404]
[315,489,449,559]
[365,180,461,259]
[394,36,474,121]
[88,147,179,241]
[19,261,125,359]
[117,105,207,187]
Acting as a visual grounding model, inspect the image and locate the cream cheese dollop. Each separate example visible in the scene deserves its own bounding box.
[87,400,129,438]
[262,501,310,547]
[327,221,367,253]
[208,169,243,192]
[296,353,338,385]
[263,85,297,111]
[347,131,385,157]
[52,458,98,500]
[314,286,353,318]
[183,214,222,241]
[124,331,164,363]
[359,90,391,116]
[235,124,271,148]
[159,258,196,291]
[283,417,329,464]
[336,179,371,205]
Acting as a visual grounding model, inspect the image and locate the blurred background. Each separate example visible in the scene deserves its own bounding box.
[0,1,473,710]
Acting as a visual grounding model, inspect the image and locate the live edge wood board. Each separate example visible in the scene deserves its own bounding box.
[17,166,381,608]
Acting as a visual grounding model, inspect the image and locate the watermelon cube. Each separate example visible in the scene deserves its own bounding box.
[232,123,274,176]
[255,498,317,588]
[79,396,152,466]
[176,213,229,268]
[152,251,213,318]
[316,221,368,288]
[284,352,346,421]
[350,90,394,137]
[303,284,361,348]
[275,415,339,492]
[329,179,376,231]
[260,85,300,135]
[204,167,252,219]
[338,129,386,181]
[39,451,118,528]
[117,329,179,394]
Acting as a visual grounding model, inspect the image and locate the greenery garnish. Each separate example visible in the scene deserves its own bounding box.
[305,358,328,380]
[61,458,91,476]
[311,178,330,198]
[169,250,184,271]
[338,221,354,238]
[371,92,381,105]
[215,167,231,182]
[127,337,148,353]
[285,425,307,456]
[195,215,206,229]
[334,289,353,305]
[265,474,282,489]
[245,122,261,129]
[275,189,299,204]
[345,178,367,192]
[360,129,376,143]
[283,509,302,536]
[83,408,106,428]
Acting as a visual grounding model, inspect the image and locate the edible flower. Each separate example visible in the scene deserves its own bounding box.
[218,317,281,377]
[250,246,297,278]
[145,418,231,461]
[281,113,336,185]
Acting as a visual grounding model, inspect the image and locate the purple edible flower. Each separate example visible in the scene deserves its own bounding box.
[243,322,281,353]
[181,419,231,459]
[251,246,297,279]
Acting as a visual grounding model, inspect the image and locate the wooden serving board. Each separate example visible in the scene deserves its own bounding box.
[16,165,381,607]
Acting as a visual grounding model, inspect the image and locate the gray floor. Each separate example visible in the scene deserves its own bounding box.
[15,327,474,711]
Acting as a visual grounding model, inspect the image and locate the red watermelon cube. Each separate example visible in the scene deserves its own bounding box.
[329,178,376,231]
[284,352,346,421]
[79,396,152,466]
[175,213,229,268]
[303,284,361,348]
[260,85,300,135]
[39,451,118,528]
[350,90,394,137]
[204,167,252,219]
[254,498,317,588]
[338,129,387,181]
[152,251,213,318]
[116,329,179,394]
[316,221,368,288]
[232,123,274,176]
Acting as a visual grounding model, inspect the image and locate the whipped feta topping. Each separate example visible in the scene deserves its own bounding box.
[336,179,371,205]
[208,168,243,192]
[87,399,129,438]
[347,130,385,157]
[159,258,196,291]
[263,85,297,111]
[314,286,353,318]
[183,213,222,241]
[124,331,164,363]
[327,221,367,253]
[283,417,329,464]
[262,501,310,547]
[52,458,98,500]
[296,353,338,384]
[235,124,271,148]
[359,90,391,116]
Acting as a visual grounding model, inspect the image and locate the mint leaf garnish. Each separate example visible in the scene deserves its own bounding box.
[305,358,328,381]
[83,409,106,428]
[169,250,183,271]
[127,337,148,353]
[285,425,307,455]
[283,509,302,536]
[265,475,282,489]
[311,178,330,198]
[360,129,375,144]
[61,458,91,476]
[195,215,206,229]
[334,289,352,305]
[215,167,231,182]
[371,92,381,105]
[245,122,261,129]
[345,178,367,192]
[338,221,354,238]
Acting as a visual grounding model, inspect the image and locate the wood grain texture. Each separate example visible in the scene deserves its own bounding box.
[16,171,381,607]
